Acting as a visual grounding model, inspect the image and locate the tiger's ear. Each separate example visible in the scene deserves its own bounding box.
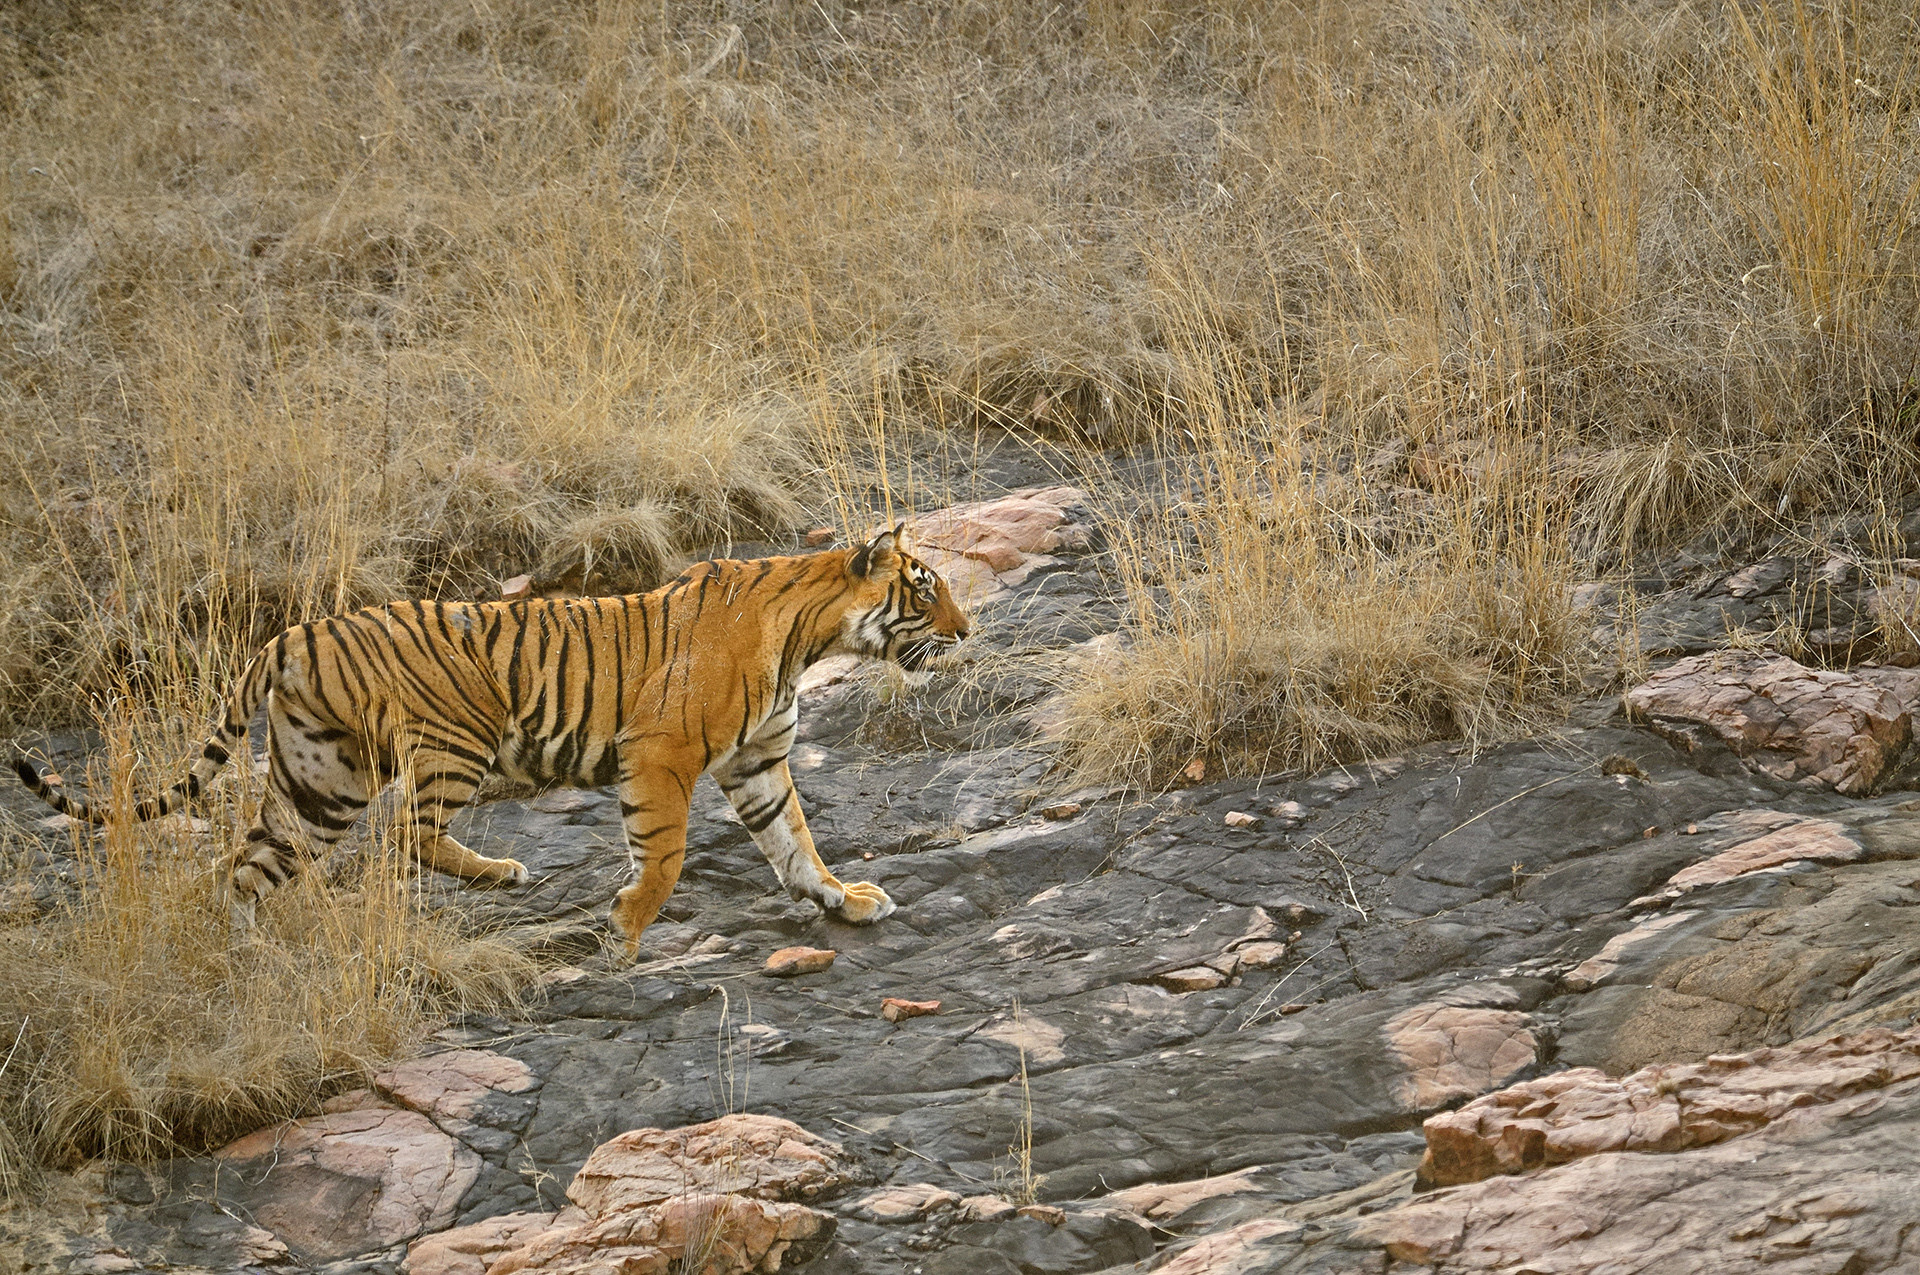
[849,524,905,579]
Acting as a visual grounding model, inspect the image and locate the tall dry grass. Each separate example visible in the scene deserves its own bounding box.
[4,0,1919,730]
[0,709,535,1192]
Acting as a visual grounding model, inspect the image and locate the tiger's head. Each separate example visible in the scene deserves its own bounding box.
[840,525,971,672]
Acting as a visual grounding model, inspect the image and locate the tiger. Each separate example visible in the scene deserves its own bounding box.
[13,527,970,956]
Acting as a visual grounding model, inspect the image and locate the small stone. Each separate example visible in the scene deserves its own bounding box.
[959,1195,1017,1223]
[500,573,533,601]
[1155,966,1227,993]
[1037,801,1083,821]
[1017,1204,1066,1225]
[1267,800,1310,826]
[1643,826,1659,839]
[1182,757,1207,783]
[1685,822,1699,835]
[881,998,940,1022]
[805,527,836,547]
[1223,811,1260,829]
[1235,941,1289,970]
[764,946,837,977]
[1280,1002,1310,1015]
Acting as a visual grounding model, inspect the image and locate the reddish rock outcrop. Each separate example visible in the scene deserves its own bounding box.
[1385,1003,1538,1111]
[217,1104,482,1262]
[569,1114,853,1214]
[899,486,1089,607]
[375,1049,538,1126]
[404,1115,851,1275]
[1358,1067,1920,1271]
[1418,1024,1920,1187]
[763,947,837,977]
[1624,651,1920,793]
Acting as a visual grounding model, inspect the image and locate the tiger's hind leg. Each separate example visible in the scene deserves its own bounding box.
[608,758,695,960]
[227,719,376,931]
[399,746,528,886]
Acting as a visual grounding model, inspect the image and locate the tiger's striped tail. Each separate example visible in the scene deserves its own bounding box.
[12,640,279,826]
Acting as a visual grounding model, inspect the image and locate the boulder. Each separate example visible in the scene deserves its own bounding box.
[402,1211,558,1275]
[488,1194,832,1275]
[406,1116,850,1275]
[1623,651,1920,793]
[216,1104,482,1263]
[1357,1065,1920,1271]
[1418,1024,1920,1187]
[567,1114,855,1214]
[901,487,1089,608]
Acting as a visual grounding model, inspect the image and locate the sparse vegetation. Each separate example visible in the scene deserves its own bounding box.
[0,705,534,1189]
[3,0,1919,1180]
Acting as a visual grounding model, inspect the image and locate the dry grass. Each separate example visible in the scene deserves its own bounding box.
[4,1,1918,731]
[0,715,534,1190]
[4,0,1920,1179]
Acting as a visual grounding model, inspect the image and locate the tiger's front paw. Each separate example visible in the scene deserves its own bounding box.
[832,880,896,925]
[609,884,652,960]
[479,856,529,886]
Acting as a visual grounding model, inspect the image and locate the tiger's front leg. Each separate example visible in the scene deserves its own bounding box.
[714,753,895,926]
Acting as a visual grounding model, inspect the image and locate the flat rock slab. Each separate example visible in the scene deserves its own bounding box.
[216,1104,481,1263]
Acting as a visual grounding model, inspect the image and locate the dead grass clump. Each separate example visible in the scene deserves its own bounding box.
[1055,261,1579,788]
[0,719,534,1185]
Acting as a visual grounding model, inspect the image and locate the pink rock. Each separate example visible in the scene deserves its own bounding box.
[959,1195,1017,1222]
[489,1193,831,1275]
[880,997,940,1022]
[1105,1167,1264,1221]
[217,1105,481,1261]
[567,1114,854,1216]
[1417,1024,1920,1188]
[1562,909,1695,990]
[1636,811,1863,906]
[898,487,1088,607]
[848,1183,961,1222]
[1384,1004,1538,1111]
[1355,1056,1920,1272]
[1155,966,1228,993]
[403,1211,557,1275]
[376,1049,538,1125]
[1624,651,1920,793]
[1233,941,1289,970]
[1154,1218,1305,1275]
[406,1116,850,1275]
[763,947,837,977]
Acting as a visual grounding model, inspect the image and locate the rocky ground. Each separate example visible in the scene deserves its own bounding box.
[6,438,1920,1274]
